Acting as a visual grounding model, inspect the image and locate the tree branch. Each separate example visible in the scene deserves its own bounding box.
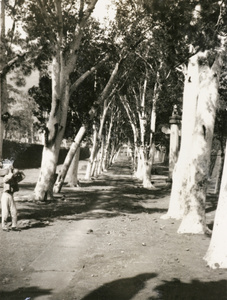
[0,53,26,75]
[69,53,110,96]
[67,0,98,69]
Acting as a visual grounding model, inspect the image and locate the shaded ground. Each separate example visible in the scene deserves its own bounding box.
[0,153,226,300]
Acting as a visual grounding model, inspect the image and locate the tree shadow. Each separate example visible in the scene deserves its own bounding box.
[13,158,170,223]
[17,184,168,223]
[0,286,52,300]
[80,273,157,300]
[149,278,227,300]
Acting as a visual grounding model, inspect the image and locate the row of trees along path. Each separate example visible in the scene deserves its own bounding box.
[0,0,227,284]
[1,151,227,299]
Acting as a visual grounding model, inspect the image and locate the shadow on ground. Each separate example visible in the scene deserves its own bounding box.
[80,273,157,300]
[16,158,218,226]
[0,286,52,300]
[18,182,169,223]
[150,278,227,300]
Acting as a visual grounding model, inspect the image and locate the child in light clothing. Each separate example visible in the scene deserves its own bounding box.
[1,166,25,231]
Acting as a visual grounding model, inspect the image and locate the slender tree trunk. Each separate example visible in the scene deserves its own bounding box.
[213,150,225,194]
[102,112,114,171]
[54,125,86,193]
[178,50,224,234]
[97,135,105,175]
[135,147,143,180]
[85,123,98,180]
[141,80,158,189]
[86,100,109,179]
[204,139,227,268]
[67,146,80,187]
[119,95,138,172]
[142,143,155,188]
[54,59,121,190]
[109,143,116,165]
[112,146,121,164]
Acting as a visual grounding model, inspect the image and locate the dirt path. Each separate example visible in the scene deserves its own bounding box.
[0,154,227,300]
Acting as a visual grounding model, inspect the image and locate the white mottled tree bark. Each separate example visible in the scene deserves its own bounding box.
[162,53,199,220]
[204,139,227,268]
[34,0,98,200]
[67,146,80,187]
[54,126,86,193]
[178,50,224,234]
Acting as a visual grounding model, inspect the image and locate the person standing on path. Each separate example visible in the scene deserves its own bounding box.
[1,166,25,231]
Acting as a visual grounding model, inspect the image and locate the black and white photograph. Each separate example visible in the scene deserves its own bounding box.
[0,0,227,299]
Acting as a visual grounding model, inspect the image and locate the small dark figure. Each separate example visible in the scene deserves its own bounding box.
[1,166,25,231]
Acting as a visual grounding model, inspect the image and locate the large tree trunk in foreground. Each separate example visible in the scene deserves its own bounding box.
[35,57,70,200]
[54,126,86,193]
[34,0,98,201]
[178,51,223,234]
[161,52,201,220]
[204,140,227,268]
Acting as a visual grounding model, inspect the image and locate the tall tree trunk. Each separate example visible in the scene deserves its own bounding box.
[54,125,86,193]
[54,59,121,191]
[142,79,159,189]
[142,144,155,188]
[97,135,105,176]
[204,139,227,268]
[178,50,224,234]
[213,150,225,194]
[85,123,98,180]
[102,112,114,171]
[33,0,98,201]
[35,56,70,200]
[162,52,199,220]
[86,99,110,179]
[119,95,138,172]
[67,146,80,187]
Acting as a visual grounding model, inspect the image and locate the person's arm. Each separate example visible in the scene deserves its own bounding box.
[3,170,14,183]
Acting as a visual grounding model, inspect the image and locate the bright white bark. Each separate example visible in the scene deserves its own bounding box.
[112,147,121,163]
[34,0,98,200]
[162,52,199,220]
[102,111,114,171]
[85,123,98,180]
[35,57,70,200]
[97,136,105,175]
[90,108,107,178]
[67,146,80,187]
[178,50,224,234]
[119,95,138,172]
[204,140,227,268]
[142,144,155,188]
[54,126,86,193]
[85,60,121,180]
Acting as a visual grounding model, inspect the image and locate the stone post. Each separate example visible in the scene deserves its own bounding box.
[169,105,181,179]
